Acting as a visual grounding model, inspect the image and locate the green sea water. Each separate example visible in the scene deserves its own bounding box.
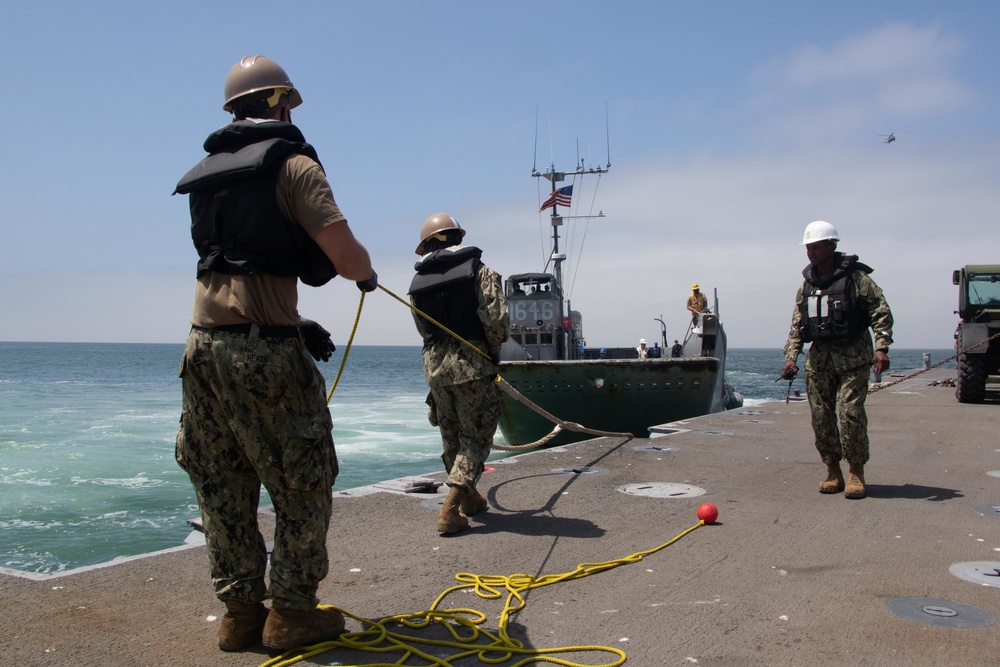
[0,342,955,575]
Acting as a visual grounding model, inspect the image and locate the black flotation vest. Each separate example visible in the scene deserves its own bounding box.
[798,253,872,343]
[408,246,488,347]
[174,120,337,287]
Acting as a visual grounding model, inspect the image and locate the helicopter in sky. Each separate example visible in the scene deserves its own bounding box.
[880,132,896,144]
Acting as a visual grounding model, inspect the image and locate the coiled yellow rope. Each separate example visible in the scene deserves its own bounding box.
[259,519,707,667]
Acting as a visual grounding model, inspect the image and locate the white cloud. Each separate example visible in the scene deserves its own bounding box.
[749,23,975,143]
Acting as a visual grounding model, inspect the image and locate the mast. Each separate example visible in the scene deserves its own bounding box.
[533,159,610,359]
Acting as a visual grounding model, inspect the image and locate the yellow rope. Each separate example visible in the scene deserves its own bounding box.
[376,284,636,450]
[378,284,493,362]
[326,291,367,402]
[259,520,707,667]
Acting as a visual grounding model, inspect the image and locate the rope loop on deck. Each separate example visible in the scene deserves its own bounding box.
[259,520,707,667]
[491,377,634,451]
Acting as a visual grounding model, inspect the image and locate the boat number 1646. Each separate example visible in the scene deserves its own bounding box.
[511,300,556,324]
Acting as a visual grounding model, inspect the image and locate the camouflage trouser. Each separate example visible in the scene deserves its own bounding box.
[175,326,337,609]
[805,362,871,465]
[427,376,499,494]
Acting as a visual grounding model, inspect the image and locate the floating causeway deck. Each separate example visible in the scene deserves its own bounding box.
[2,368,998,666]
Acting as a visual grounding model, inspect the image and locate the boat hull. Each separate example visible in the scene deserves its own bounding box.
[497,357,724,446]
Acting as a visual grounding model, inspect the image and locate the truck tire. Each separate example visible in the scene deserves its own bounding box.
[956,353,986,403]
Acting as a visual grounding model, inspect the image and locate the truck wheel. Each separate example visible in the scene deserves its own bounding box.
[956,353,986,403]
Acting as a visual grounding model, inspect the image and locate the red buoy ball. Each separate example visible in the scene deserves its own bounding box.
[697,503,719,524]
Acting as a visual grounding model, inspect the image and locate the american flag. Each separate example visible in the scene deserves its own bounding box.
[539,185,573,212]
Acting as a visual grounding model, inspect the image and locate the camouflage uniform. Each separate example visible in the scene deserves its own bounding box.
[176,327,337,609]
[413,262,509,494]
[784,259,893,466]
[173,121,359,612]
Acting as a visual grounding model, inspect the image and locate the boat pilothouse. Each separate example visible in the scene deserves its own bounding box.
[503,272,583,361]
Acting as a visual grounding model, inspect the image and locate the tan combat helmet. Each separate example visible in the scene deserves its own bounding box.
[223,55,303,113]
[415,213,465,255]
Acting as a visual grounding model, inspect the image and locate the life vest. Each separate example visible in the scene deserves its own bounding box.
[798,254,872,343]
[408,246,488,347]
[174,120,337,287]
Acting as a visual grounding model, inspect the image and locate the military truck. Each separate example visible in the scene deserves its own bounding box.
[953,265,1000,403]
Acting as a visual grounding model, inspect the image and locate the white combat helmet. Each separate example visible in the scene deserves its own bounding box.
[800,220,841,245]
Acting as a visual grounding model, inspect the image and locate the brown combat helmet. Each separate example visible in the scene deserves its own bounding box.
[223,55,303,113]
[415,213,465,255]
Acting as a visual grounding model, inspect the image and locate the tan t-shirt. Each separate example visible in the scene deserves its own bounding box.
[190,154,347,327]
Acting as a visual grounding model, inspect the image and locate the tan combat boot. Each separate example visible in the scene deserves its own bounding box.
[844,462,866,499]
[460,488,488,516]
[261,604,346,650]
[818,462,845,494]
[437,486,469,534]
[217,600,269,652]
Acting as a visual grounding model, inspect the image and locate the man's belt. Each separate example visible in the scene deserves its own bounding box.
[191,323,300,339]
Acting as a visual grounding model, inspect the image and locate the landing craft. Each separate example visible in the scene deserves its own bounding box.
[495,116,742,447]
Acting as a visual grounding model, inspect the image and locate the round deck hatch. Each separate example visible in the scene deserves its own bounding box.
[886,596,994,628]
[617,482,706,498]
[949,561,1000,588]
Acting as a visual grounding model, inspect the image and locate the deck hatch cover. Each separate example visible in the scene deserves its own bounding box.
[949,561,1000,588]
[973,505,1000,518]
[886,596,994,628]
[552,466,607,476]
[617,482,706,498]
[633,445,678,452]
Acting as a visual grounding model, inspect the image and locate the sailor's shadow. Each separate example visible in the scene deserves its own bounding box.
[865,483,964,501]
[302,619,541,665]
[472,436,631,536]
[472,508,605,538]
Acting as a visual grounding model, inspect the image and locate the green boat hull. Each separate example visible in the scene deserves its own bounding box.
[497,357,725,446]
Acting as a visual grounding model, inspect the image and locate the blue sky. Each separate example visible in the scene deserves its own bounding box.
[2,1,997,351]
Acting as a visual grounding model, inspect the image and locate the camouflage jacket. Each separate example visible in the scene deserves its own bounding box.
[412,261,510,388]
[784,255,894,373]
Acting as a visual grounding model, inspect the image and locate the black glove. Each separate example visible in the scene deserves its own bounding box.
[356,270,378,293]
[300,319,335,362]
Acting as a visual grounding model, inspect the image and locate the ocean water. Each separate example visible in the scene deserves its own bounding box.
[0,342,955,575]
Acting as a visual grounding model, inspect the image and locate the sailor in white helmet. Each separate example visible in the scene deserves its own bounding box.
[780,221,894,500]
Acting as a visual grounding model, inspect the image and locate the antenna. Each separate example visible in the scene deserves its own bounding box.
[528,108,613,361]
[605,102,612,169]
[532,106,539,174]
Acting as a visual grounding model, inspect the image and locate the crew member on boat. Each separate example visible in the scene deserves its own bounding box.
[687,283,709,326]
[409,213,510,534]
[636,339,649,359]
